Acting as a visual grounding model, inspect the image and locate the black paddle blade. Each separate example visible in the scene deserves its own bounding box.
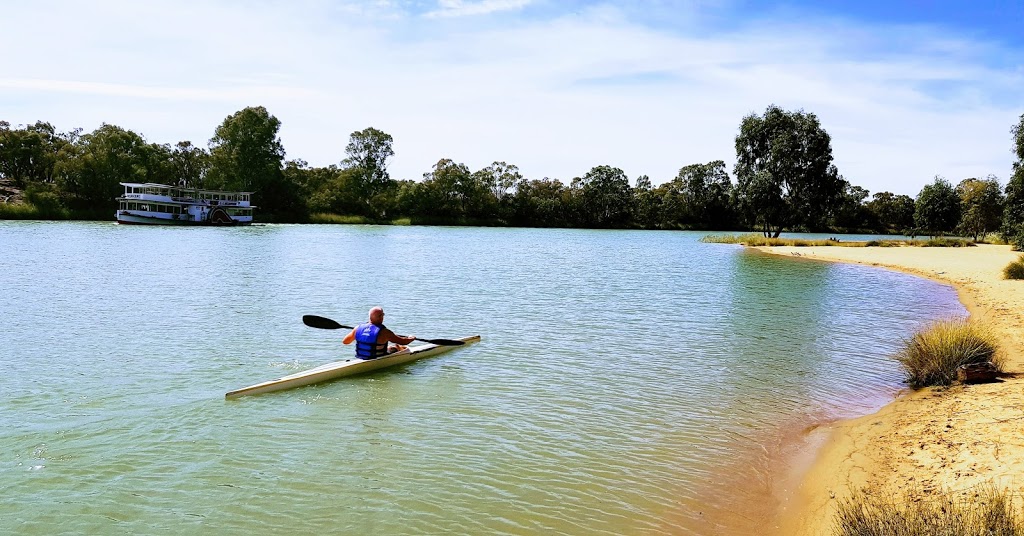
[303,315,346,330]
[422,338,465,346]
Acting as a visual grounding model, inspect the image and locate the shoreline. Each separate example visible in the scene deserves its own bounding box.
[757,244,1024,535]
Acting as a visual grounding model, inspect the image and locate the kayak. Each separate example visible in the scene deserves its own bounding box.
[225,335,480,399]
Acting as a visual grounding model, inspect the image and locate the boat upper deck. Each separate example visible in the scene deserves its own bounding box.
[118,183,254,207]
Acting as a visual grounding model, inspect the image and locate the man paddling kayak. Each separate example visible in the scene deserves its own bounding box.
[342,306,416,359]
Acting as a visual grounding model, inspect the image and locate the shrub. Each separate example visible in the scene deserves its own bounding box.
[1005,256,1024,280]
[921,237,975,247]
[1010,226,1024,252]
[835,486,1022,536]
[896,319,1000,388]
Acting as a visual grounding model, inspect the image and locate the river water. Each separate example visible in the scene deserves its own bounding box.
[0,222,963,534]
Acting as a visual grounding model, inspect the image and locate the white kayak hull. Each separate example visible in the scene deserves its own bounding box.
[225,335,480,399]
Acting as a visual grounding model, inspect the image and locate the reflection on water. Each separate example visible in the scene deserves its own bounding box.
[0,222,964,534]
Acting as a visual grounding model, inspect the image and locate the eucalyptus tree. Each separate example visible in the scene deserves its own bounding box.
[675,160,733,229]
[511,178,570,227]
[734,105,843,236]
[207,106,302,217]
[170,141,209,188]
[866,191,915,233]
[956,176,1004,241]
[54,123,150,209]
[342,127,394,215]
[1004,114,1024,248]
[831,182,872,231]
[914,176,961,237]
[467,161,520,222]
[570,165,632,228]
[420,158,475,219]
[632,174,662,228]
[0,121,70,187]
[207,106,284,192]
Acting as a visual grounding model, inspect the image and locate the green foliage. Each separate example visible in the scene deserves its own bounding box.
[54,124,150,210]
[570,165,633,228]
[207,106,304,219]
[867,192,915,233]
[670,160,734,228]
[341,127,395,216]
[957,176,1004,241]
[832,183,873,231]
[734,105,843,236]
[170,141,209,188]
[1004,256,1024,280]
[896,319,999,388]
[834,486,1022,536]
[0,121,71,187]
[914,176,961,237]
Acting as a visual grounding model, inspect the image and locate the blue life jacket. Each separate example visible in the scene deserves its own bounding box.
[354,322,388,359]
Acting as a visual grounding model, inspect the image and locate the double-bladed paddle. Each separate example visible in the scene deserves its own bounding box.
[302,315,465,346]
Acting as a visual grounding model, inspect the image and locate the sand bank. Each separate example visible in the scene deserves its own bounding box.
[760,244,1024,535]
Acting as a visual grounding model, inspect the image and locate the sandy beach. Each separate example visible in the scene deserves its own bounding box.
[757,244,1024,534]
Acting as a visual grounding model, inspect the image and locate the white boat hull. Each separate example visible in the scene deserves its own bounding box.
[225,335,480,399]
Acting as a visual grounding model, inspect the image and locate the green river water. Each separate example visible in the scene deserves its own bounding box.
[0,222,964,534]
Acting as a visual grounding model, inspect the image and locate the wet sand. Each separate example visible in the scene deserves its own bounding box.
[757,244,1024,535]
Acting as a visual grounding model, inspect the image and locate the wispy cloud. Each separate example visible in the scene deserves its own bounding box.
[424,0,533,18]
[0,0,1020,195]
[0,78,317,102]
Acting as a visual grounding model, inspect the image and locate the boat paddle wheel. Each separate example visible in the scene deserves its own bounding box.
[207,206,235,225]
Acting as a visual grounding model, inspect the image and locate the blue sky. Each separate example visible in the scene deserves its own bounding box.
[1,0,1021,196]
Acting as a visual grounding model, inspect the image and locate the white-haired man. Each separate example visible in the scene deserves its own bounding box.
[342,306,416,359]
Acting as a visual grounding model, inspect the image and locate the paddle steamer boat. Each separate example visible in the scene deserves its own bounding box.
[115,182,255,225]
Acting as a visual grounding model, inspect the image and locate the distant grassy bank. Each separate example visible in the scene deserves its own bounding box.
[700,233,981,248]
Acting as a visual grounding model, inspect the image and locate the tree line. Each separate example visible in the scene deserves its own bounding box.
[2,106,1022,247]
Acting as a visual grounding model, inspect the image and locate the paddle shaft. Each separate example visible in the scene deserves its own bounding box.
[302,315,464,346]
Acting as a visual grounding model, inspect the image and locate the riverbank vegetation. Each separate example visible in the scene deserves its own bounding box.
[2,110,1022,248]
[896,319,1000,388]
[700,234,977,247]
[835,486,1022,536]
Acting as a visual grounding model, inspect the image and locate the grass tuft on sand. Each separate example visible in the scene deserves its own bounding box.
[896,319,1000,388]
[834,486,1023,536]
[1005,256,1024,280]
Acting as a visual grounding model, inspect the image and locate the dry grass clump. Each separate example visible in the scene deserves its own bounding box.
[1005,256,1024,280]
[920,237,975,247]
[896,319,1000,388]
[834,486,1023,536]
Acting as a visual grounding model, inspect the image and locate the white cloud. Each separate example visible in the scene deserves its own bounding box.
[0,0,1020,195]
[425,0,534,18]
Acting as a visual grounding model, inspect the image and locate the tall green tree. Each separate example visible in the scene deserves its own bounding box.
[674,160,734,229]
[570,165,632,228]
[207,106,301,217]
[1004,114,1024,248]
[342,127,395,215]
[914,176,961,237]
[632,175,661,228]
[510,178,570,227]
[736,170,786,237]
[734,105,843,236]
[956,176,1004,241]
[0,121,70,187]
[54,124,150,209]
[170,141,209,188]
[866,191,916,233]
[831,182,872,231]
[419,159,476,219]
